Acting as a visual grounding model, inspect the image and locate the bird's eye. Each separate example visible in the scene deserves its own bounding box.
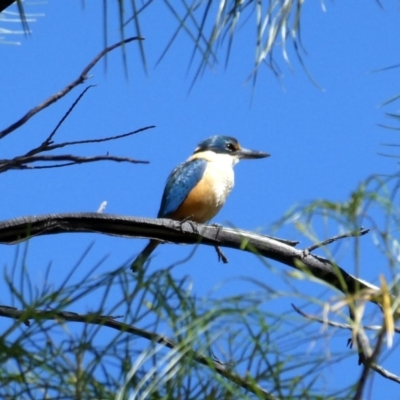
[226,143,236,152]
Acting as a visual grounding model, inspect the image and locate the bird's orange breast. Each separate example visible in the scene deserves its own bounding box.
[167,153,235,223]
[168,172,223,223]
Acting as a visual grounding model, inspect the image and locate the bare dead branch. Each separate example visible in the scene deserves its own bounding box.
[0,305,278,400]
[0,154,148,173]
[0,213,381,305]
[0,36,144,139]
[0,84,154,174]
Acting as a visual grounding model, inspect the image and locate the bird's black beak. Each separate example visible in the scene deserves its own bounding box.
[236,147,270,159]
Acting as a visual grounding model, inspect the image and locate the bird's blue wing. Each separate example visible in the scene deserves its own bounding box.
[158,158,207,218]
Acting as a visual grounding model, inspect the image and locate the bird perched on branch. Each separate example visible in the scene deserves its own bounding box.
[131,135,270,271]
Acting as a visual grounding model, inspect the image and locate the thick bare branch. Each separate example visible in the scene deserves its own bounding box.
[0,213,381,304]
[0,36,144,139]
[0,305,278,400]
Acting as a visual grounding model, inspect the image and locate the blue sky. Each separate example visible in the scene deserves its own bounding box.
[1,1,400,398]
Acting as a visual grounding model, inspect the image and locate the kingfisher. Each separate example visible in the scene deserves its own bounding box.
[131,135,270,271]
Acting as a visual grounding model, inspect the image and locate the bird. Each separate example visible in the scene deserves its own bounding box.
[131,135,270,271]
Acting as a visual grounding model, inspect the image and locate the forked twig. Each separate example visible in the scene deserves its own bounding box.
[0,36,144,139]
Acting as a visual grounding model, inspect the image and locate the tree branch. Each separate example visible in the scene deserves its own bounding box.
[24,85,97,157]
[29,125,155,155]
[291,303,400,333]
[303,228,370,254]
[0,36,144,139]
[0,153,148,172]
[0,305,278,400]
[292,304,400,385]
[0,213,382,306]
[0,84,154,174]
[0,1,17,14]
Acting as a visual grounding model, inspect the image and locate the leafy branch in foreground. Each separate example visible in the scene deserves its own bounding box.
[156,0,312,86]
[1,252,334,399]
[272,172,400,398]
[0,304,277,400]
[103,0,317,86]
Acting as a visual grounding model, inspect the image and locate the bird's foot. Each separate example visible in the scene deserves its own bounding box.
[210,223,223,239]
[179,216,199,234]
[214,246,229,264]
[180,215,194,224]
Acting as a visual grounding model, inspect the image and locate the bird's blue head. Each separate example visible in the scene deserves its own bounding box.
[193,135,270,159]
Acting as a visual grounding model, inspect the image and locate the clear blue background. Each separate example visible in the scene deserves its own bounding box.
[1,1,400,397]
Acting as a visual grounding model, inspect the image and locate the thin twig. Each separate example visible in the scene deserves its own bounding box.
[0,154,148,173]
[304,228,370,254]
[36,126,155,153]
[0,36,144,139]
[24,86,97,157]
[291,304,400,333]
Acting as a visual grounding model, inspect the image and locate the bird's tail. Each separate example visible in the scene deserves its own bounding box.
[131,240,160,272]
